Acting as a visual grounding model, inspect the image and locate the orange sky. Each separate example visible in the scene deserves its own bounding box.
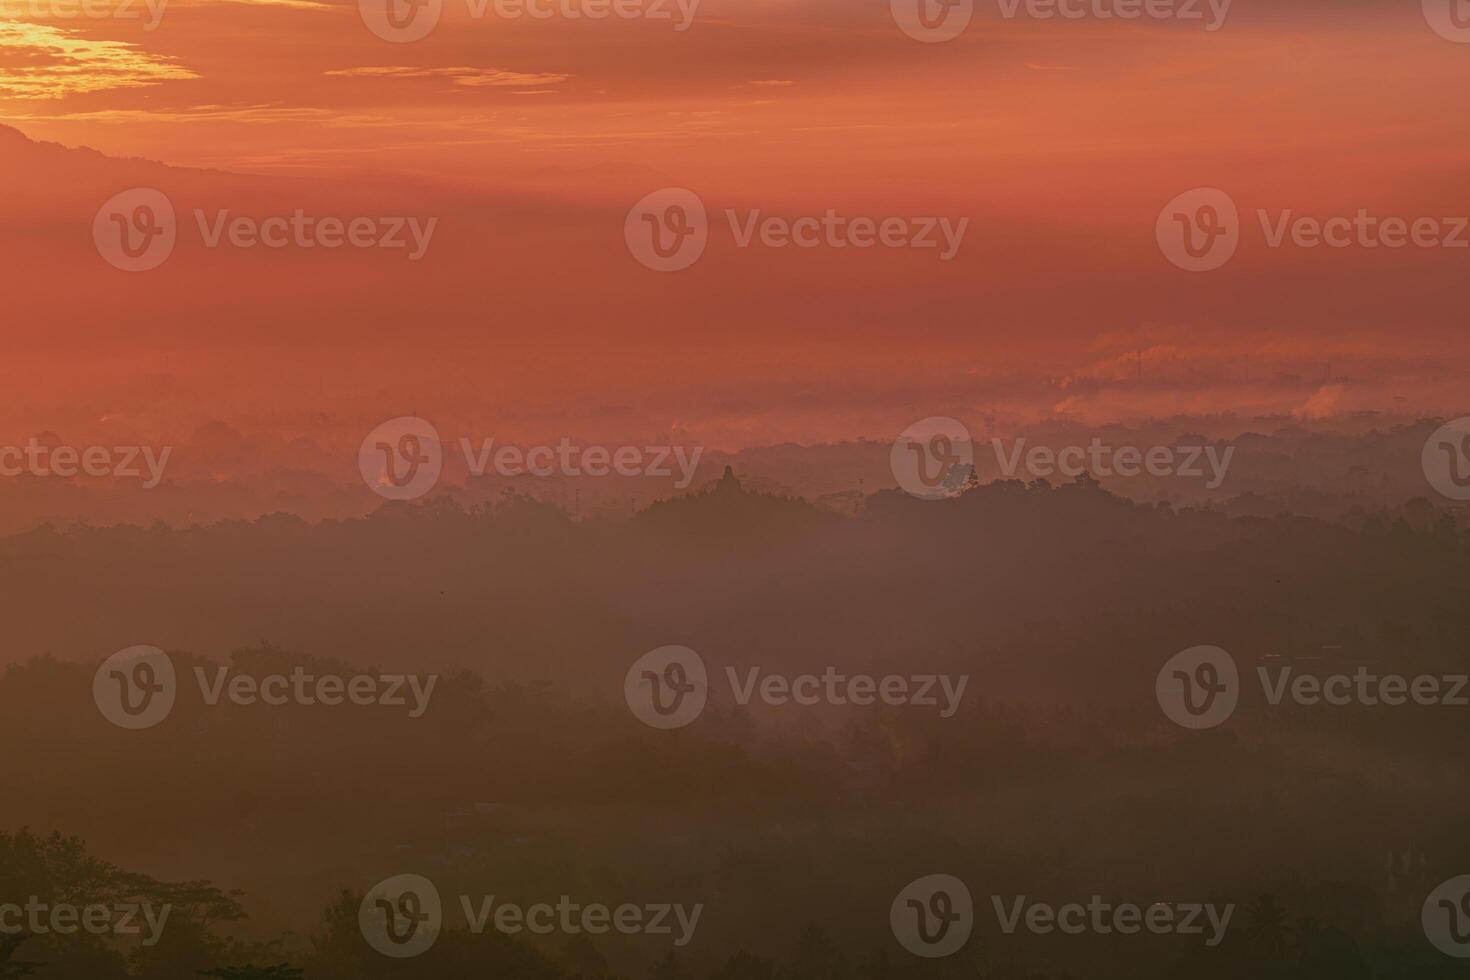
[4,1,1468,186]
[3,0,1470,451]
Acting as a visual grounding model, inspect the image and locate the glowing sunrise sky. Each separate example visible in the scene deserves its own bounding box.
[3,0,1469,452]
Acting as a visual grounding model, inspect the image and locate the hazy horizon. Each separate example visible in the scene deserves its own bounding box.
[7,2,1470,977]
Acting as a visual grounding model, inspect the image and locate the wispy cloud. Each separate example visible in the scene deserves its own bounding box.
[210,0,332,8]
[0,22,197,99]
[324,66,572,88]
[3,103,343,123]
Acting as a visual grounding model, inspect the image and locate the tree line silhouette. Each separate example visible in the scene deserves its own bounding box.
[3,477,1468,977]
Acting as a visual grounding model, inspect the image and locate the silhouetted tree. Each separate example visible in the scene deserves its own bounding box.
[199,967,303,980]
